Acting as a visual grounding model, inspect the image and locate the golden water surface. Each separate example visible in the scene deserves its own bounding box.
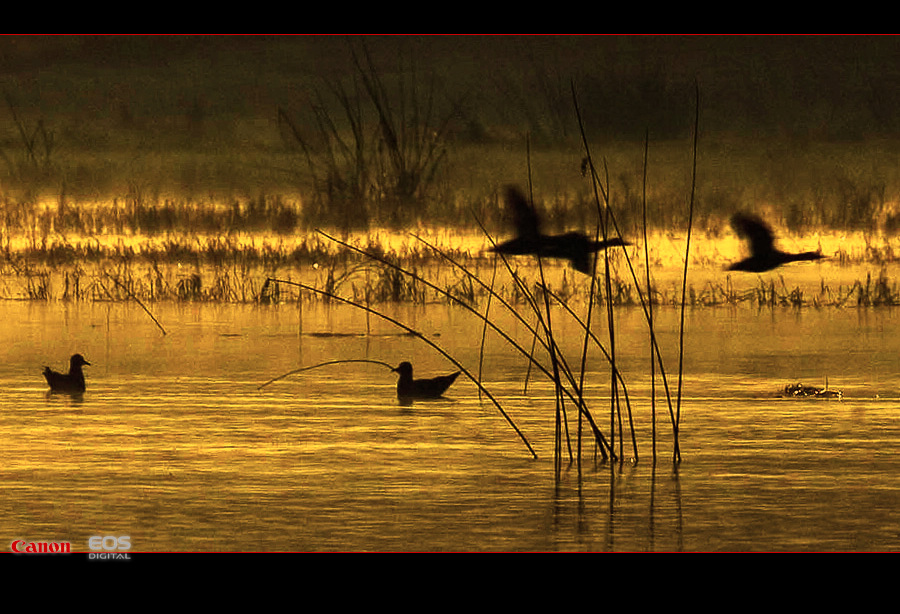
[1,298,899,552]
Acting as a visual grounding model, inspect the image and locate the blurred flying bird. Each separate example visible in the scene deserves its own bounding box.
[392,361,460,401]
[728,212,824,272]
[489,185,629,274]
[43,353,90,394]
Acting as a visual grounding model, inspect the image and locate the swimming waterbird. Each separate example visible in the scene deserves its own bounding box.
[728,213,824,272]
[490,185,629,274]
[43,353,90,394]
[392,361,460,401]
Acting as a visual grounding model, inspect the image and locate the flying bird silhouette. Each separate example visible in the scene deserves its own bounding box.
[490,185,629,274]
[43,353,91,394]
[728,213,824,272]
[392,361,460,402]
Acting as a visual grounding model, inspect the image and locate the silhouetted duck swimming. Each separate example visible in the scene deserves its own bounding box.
[728,213,824,272]
[490,185,629,274]
[392,361,460,401]
[43,354,90,394]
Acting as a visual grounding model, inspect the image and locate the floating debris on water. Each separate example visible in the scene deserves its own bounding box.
[782,382,843,399]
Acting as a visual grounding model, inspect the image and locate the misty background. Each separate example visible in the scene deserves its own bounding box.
[1,35,899,233]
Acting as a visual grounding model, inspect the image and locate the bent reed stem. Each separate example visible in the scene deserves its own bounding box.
[258,358,395,390]
[266,276,538,460]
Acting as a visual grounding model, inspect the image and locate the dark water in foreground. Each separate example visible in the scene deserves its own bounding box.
[1,300,898,552]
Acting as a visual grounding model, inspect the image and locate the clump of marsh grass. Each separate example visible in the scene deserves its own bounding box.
[0,93,58,197]
[276,40,462,232]
[853,269,900,306]
[25,268,51,300]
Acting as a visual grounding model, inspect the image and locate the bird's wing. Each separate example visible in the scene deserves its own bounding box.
[731,213,775,256]
[505,186,542,238]
[570,250,592,274]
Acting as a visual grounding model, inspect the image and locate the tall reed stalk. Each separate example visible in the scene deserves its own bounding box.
[312,229,617,459]
[573,93,639,465]
[572,79,698,465]
[673,84,701,464]
[641,131,657,462]
[267,84,700,471]
[414,229,617,459]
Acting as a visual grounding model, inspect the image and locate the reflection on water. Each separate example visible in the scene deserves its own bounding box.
[1,300,898,551]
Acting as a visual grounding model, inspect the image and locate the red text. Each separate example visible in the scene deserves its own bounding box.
[10,540,72,554]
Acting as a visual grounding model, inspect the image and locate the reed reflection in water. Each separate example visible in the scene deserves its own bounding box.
[1,301,898,551]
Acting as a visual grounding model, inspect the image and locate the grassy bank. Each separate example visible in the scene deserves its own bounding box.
[3,216,900,309]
